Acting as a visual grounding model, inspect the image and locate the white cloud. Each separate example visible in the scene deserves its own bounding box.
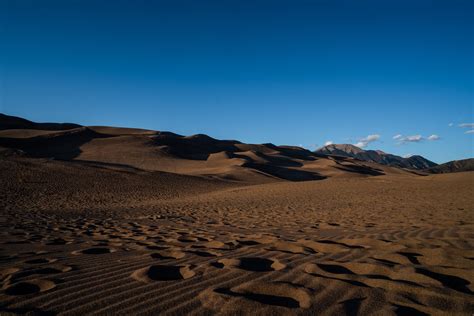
[365,134,380,142]
[395,134,423,144]
[404,135,423,142]
[403,153,413,158]
[448,123,454,127]
[324,141,333,146]
[465,130,474,134]
[354,134,380,148]
[395,133,442,144]
[459,123,474,128]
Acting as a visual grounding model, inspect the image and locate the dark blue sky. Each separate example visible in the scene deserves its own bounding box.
[1,0,473,162]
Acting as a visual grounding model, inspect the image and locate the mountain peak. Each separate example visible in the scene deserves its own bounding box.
[315,143,437,170]
[317,144,365,156]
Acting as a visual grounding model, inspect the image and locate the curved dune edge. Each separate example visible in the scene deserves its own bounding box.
[3,279,56,296]
[199,281,312,311]
[266,241,315,254]
[71,247,116,255]
[131,265,196,282]
[24,258,58,264]
[150,249,186,260]
[213,257,286,272]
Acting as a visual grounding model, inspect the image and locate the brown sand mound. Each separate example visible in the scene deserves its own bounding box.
[0,115,414,182]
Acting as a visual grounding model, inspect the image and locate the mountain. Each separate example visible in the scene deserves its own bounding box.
[316,144,437,170]
[424,158,474,174]
[0,113,422,183]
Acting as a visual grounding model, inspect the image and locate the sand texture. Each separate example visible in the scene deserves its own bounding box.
[0,121,473,315]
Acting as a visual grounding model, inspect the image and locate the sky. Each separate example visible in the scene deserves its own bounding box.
[1,0,473,163]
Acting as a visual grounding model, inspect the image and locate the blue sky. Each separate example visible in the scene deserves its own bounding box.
[1,0,473,163]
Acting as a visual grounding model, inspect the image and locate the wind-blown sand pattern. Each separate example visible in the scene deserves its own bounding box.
[0,119,473,315]
[1,157,473,315]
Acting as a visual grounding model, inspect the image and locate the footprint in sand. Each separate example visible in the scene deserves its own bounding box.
[150,249,186,260]
[10,265,73,282]
[45,238,73,245]
[24,258,58,264]
[200,281,311,311]
[72,247,116,255]
[177,236,199,243]
[146,245,170,251]
[212,257,285,272]
[1,267,20,283]
[4,279,56,296]
[1,267,20,278]
[188,249,222,257]
[266,241,315,254]
[131,265,196,282]
[304,261,463,292]
[201,240,234,250]
[296,239,352,253]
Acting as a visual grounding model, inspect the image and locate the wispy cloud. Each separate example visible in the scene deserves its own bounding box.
[459,123,474,128]
[402,135,423,143]
[448,123,454,127]
[324,141,333,146]
[354,134,380,148]
[394,134,440,144]
[465,130,474,134]
[403,153,413,158]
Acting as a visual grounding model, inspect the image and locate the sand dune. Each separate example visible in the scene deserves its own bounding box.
[0,155,473,315]
[0,122,416,183]
[0,116,473,315]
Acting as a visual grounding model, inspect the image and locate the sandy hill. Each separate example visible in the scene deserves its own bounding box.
[425,158,474,174]
[0,114,418,183]
[316,143,437,170]
[0,113,81,131]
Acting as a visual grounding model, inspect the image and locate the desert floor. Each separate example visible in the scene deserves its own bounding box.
[1,158,473,315]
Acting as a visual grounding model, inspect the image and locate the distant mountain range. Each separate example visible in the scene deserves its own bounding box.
[316,144,437,170]
[424,158,474,174]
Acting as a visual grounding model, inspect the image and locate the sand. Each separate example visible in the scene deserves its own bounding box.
[0,118,473,315]
[1,155,473,315]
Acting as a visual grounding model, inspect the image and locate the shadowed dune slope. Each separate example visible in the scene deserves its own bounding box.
[0,113,81,131]
[0,114,418,182]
